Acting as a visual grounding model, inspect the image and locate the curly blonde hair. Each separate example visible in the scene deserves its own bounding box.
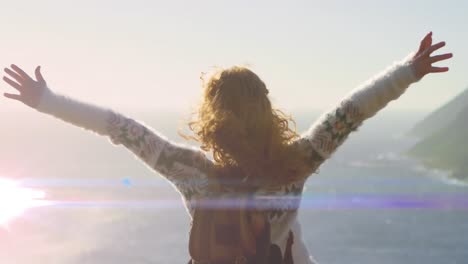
[181,66,311,189]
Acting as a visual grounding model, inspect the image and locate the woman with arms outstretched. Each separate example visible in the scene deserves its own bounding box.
[3,32,452,263]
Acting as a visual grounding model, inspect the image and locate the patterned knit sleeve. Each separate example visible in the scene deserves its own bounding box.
[35,90,212,199]
[105,112,212,199]
[297,53,420,164]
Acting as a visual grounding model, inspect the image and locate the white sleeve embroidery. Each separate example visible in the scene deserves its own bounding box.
[106,112,212,199]
[36,90,212,199]
[299,53,419,160]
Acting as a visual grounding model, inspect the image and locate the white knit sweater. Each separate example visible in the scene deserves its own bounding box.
[36,54,419,264]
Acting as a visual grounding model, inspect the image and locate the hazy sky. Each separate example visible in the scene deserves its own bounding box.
[0,0,466,113]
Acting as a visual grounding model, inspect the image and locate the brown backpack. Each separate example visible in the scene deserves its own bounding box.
[188,184,272,264]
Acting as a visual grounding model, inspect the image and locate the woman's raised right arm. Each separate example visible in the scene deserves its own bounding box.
[294,32,452,171]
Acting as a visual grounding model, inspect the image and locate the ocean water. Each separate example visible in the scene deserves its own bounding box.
[0,109,467,264]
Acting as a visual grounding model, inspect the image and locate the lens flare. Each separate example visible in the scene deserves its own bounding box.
[0,178,47,226]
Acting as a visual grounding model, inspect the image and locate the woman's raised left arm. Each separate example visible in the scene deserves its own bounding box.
[3,65,213,200]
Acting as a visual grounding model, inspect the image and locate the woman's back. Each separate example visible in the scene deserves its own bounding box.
[2,32,452,263]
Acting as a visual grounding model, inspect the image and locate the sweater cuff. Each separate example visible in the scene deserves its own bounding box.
[35,88,111,136]
[36,87,61,114]
[397,52,421,85]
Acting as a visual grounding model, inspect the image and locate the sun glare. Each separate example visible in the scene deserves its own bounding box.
[0,178,47,226]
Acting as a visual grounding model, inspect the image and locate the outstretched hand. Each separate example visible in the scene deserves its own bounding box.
[412,32,453,80]
[3,65,48,108]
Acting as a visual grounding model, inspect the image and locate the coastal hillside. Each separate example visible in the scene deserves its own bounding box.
[408,87,468,138]
[406,102,468,181]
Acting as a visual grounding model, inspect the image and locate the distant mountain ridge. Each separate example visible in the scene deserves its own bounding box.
[406,87,468,181]
[409,87,468,138]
